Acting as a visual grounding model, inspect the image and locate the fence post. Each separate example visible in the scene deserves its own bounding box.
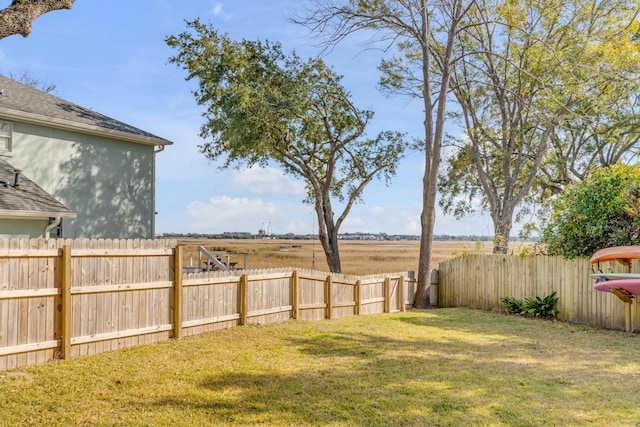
[240,274,248,325]
[325,275,332,320]
[430,269,439,307]
[355,279,361,316]
[625,302,632,333]
[408,271,416,307]
[292,270,299,320]
[384,277,391,313]
[60,245,72,360]
[173,245,183,339]
[399,275,406,312]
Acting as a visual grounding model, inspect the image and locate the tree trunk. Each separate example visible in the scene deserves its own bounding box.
[315,197,342,273]
[415,0,461,308]
[492,218,512,254]
[415,0,434,309]
[416,181,437,308]
[325,229,341,273]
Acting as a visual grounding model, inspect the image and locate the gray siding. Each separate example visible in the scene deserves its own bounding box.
[5,122,155,239]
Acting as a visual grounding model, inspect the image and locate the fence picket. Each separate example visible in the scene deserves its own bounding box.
[438,254,638,331]
[0,237,415,371]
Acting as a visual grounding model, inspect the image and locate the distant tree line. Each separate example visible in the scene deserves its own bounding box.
[158,232,531,242]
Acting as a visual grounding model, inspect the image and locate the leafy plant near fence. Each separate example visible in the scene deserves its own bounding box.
[501,291,559,319]
[500,297,524,314]
[524,292,559,318]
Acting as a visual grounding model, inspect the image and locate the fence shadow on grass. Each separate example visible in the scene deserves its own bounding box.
[137,312,640,425]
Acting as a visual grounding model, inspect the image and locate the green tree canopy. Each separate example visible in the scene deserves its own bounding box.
[540,164,640,259]
[166,20,407,273]
[437,0,640,252]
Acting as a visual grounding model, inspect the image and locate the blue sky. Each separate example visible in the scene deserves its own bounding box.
[0,0,495,237]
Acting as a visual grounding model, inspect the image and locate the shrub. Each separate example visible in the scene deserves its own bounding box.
[523,291,559,318]
[540,164,640,259]
[500,297,524,314]
[501,291,559,319]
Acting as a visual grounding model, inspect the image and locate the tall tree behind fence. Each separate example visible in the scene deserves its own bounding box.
[438,254,640,331]
[0,239,414,371]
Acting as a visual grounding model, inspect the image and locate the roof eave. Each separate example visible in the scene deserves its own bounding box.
[0,107,174,147]
[0,210,77,219]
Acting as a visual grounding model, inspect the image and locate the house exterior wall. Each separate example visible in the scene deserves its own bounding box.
[0,218,49,239]
[3,121,156,239]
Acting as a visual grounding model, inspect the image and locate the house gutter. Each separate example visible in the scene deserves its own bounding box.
[0,107,174,147]
[44,217,61,239]
[0,210,76,219]
[151,144,166,238]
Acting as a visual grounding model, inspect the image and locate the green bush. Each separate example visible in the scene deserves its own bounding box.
[501,291,559,318]
[523,291,559,318]
[540,164,640,259]
[500,297,524,314]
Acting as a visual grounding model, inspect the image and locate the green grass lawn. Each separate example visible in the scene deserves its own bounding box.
[2,308,640,426]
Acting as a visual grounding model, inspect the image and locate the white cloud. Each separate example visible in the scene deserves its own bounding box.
[155,137,214,181]
[210,3,232,20]
[370,207,385,216]
[337,205,421,235]
[384,210,421,234]
[185,196,280,233]
[232,165,306,197]
[435,213,494,237]
[374,207,421,234]
[342,216,366,229]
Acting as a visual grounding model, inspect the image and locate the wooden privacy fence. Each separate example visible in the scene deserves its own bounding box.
[0,239,414,371]
[438,254,640,331]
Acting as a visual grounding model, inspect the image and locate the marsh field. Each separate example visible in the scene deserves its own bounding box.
[177,238,534,275]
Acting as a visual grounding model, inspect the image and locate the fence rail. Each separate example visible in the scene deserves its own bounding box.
[438,254,640,331]
[0,239,414,371]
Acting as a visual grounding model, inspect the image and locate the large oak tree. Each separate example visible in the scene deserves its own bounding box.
[438,0,640,252]
[167,20,407,273]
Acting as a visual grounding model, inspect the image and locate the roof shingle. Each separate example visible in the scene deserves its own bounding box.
[0,74,172,146]
[0,157,75,218]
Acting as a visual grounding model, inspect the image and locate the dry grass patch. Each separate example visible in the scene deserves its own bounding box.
[178,238,532,274]
[2,309,640,425]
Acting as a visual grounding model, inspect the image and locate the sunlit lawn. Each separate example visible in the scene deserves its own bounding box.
[2,308,640,426]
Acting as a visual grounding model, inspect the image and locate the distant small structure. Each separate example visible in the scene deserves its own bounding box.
[258,221,273,239]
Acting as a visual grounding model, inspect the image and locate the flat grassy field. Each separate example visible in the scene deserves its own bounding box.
[178,239,533,275]
[2,308,639,426]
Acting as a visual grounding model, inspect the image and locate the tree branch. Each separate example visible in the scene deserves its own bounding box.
[0,0,74,39]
